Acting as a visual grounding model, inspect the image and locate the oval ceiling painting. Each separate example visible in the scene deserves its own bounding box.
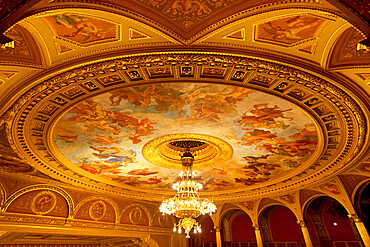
[53,83,319,191]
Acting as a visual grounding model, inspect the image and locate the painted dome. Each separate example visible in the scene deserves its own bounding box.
[54,83,319,192]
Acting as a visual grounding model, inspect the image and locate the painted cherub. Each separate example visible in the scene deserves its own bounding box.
[54,14,113,42]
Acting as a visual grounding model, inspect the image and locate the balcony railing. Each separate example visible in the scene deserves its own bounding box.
[200,241,364,247]
[262,242,305,247]
[333,241,365,247]
[201,242,302,247]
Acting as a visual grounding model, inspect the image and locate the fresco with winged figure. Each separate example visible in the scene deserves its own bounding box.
[256,15,329,46]
[44,13,118,45]
[54,83,318,191]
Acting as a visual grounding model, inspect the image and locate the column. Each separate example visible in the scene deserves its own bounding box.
[253,225,263,247]
[223,220,232,242]
[297,221,313,247]
[215,226,222,247]
[348,214,370,247]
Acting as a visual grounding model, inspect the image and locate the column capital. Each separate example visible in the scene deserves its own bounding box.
[297,220,307,227]
[214,226,221,231]
[253,225,260,230]
[348,214,362,222]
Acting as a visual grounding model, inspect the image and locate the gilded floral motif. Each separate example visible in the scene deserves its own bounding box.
[138,0,238,29]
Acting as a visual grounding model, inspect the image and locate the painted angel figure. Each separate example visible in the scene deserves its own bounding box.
[54,14,113,42]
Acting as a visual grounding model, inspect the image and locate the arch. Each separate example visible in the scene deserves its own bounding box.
[230,212,256,243]
[152,211,175,228]
[4,184,73,217]
[304,196,362,246]
[219,204,257,245]
[2,0,366,46]
[73,195,119,223]
[120,203,152,226]
[0,181,5,211]
[353,181,370,235]
[259,205,305,243]
[219,203,255,225]
[303,196,331,244]
[352,178,370,204]
[219,207,245,243]
[304,193,355,220]
[257,198,300,220]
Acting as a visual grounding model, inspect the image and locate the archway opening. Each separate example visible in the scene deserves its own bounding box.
[304,196,362,246]
[188,215,216,247]
[220,209,256,247]
[355,182,370,235]
[259,205,305,245]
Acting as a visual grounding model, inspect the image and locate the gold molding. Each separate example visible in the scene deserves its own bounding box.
[3,184,74,216]
[72,195,119,223]
[0,212,172,233]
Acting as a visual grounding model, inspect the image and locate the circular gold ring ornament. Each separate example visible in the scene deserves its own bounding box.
[142,133,233,170]
[31,191,57,215]
[89,200,107,221]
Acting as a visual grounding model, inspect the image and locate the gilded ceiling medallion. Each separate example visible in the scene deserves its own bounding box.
[31,191,57,215]
[142,133,233,170]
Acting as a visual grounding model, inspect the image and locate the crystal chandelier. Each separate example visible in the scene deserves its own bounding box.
[159,150,217,238]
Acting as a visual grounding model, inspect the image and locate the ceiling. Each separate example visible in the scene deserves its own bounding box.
[0,0,369,203]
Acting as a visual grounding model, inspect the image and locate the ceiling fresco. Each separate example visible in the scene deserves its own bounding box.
[53,83,318,191]
[44,13,119,46]
[256,15,329,46]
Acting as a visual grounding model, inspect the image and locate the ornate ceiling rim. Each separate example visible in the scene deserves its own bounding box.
[1,50,366,141]
[36,79,327,198]
[2,48,369,117]
[1,52,367,201]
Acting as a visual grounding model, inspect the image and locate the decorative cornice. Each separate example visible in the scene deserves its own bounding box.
[0,212,172,233]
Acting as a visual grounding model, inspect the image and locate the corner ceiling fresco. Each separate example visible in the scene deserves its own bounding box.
[44,13,119,45]
[53,83,319,191]
[256,15,329,46]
